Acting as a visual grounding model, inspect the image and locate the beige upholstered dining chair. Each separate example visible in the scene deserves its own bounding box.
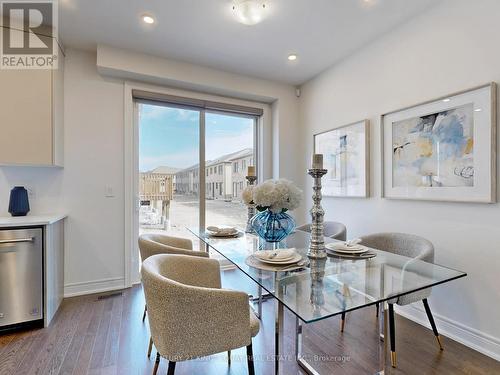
[142,254,260,375]
[138,233,209,261]
[357,232,442,368]
[297,221,347,241]
[138,233,209,357]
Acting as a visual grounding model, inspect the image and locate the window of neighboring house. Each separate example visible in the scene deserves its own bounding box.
[242,159,246,170]
[233,162,238,173]
[206,169,208,176]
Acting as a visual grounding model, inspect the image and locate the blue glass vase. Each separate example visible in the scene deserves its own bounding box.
[250,209,296,243]
[8,186,30,217]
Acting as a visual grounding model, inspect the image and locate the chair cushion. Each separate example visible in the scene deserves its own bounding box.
[249,307,260,337]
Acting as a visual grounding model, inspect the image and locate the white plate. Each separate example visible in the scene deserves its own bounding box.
[254,249,296,262]
[207,230,240,238]
[254,255,297,263]
[325,243,368,254]
[256,253,303,265]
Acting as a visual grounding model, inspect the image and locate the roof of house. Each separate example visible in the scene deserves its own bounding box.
[148,166,181,175]
[206,148,253,167]
[176,148,253,173]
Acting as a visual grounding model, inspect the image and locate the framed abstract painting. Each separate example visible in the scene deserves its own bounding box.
[382,83,496,203]
[314,120,370,197]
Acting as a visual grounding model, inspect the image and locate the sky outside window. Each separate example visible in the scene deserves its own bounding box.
[139,104,254,172]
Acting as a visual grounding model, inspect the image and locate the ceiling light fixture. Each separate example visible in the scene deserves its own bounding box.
[232,0,268,26]
[288,54,298,61]
[474,108,482,112]
[142,14,155,24]
[442,98,451,102]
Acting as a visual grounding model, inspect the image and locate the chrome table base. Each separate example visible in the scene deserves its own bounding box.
[293,304,389,375]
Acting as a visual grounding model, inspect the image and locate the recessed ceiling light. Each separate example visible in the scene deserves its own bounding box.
[232,0,268,26]
[474,108,482,112]
[288,54,298,61]
[442,98,451,102]
[142,14,155,24]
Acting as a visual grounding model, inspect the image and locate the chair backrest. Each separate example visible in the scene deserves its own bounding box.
[138,233,193,261]
[142,254,251,360]
[359,232,434,263]
[359,233,435,305]
[297,221,347,241]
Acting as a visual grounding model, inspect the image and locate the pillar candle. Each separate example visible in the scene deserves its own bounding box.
[311,154,323,169]
[247,166,256,177]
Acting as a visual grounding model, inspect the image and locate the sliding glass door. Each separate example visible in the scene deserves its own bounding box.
[137,100,258,251]
[138,103,201,247]
[205,111,256,229]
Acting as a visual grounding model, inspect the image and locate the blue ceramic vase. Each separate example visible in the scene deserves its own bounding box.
[250,209,295,243]
[8,186,30,217]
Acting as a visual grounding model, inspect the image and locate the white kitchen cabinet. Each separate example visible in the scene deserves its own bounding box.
[0,31,64,167]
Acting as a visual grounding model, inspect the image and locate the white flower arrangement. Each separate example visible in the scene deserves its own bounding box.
[242,179,302,213]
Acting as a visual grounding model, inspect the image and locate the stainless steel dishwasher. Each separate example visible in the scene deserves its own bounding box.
[0,227,43,329]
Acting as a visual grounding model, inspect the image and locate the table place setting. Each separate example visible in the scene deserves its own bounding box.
[325,238,377,259]
[205,225,242,238]
[245,248,310,271]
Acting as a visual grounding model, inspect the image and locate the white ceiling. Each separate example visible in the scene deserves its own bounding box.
[59,0,439,85]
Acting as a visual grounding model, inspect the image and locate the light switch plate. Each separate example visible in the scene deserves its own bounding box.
[105,186,115,198]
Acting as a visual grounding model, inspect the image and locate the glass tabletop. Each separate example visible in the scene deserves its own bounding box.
[189,228,466,324]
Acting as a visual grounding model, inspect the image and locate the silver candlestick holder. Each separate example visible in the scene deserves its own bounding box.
[245,175,258,233]
[307,168,328,258]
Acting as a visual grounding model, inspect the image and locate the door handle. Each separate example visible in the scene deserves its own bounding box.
[0,237,34,244]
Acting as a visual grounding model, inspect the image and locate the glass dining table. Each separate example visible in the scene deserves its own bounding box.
[189,228,466,375]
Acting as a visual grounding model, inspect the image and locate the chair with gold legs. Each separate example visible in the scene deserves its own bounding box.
[358,232,443,368]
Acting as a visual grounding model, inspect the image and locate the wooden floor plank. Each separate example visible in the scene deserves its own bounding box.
[44,298,87,375]
[0,283,499,375]
[0,330,34,374]
[58,296,95,375]
[16,299,77,375]
[87,297,114,374]
[72,296,107,375]
[0,332,16,356]
[116,286,153,375]
[37,298,83,375]
[101,294,123,368]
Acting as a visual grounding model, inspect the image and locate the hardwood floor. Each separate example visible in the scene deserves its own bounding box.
[1,270,499,375]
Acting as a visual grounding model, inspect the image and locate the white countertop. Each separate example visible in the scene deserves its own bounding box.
[0,214,67,227]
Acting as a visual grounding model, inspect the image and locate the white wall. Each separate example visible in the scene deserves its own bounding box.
[299,0,500,359]
[62,50,126,295]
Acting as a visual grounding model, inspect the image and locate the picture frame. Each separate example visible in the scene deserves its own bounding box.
[381,83,496,203]
[314,119,370,197]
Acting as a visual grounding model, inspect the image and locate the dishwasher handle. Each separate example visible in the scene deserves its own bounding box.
[0,237,34,244]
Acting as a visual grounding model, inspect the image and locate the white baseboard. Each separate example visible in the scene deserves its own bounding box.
[64,277,126,298]
[395,304,500,362]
